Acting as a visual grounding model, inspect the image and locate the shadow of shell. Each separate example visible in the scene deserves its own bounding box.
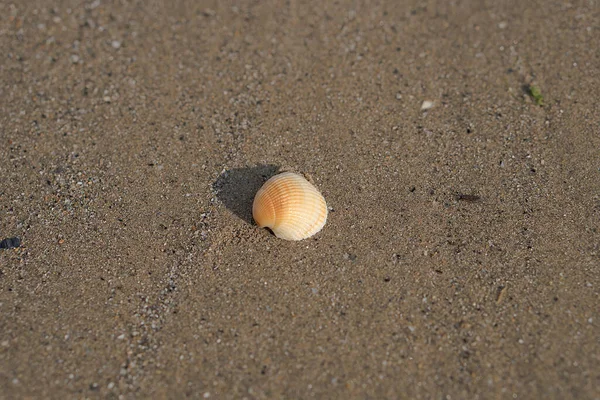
[212,164,279,225]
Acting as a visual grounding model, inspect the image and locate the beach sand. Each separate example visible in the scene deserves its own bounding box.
[1,0,598,398]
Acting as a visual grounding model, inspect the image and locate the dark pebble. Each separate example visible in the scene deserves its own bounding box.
[456,194,481,202]
[0,237,21,249]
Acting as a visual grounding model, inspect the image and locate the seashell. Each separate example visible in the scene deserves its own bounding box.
[252,172,328,240]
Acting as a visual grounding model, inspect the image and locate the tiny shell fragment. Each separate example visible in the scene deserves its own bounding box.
[421,100,434,111]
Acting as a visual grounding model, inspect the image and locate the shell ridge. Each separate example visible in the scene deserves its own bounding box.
[253,187,277,228]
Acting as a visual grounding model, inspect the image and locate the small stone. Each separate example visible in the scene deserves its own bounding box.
[103,96,111,103]
[421,100,434,111]
[203,393,210,398]
[111,40,121,49]
[498,21,508,29]
[0,237,21,249]
[70,54,80,63]
[343,253,357,261]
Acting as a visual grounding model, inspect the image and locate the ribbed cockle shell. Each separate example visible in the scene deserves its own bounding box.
[252,172,328,240]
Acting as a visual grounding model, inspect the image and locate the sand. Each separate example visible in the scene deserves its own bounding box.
[1,0,599,398]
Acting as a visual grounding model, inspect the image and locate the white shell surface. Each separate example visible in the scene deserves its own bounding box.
[252,172,327,240]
